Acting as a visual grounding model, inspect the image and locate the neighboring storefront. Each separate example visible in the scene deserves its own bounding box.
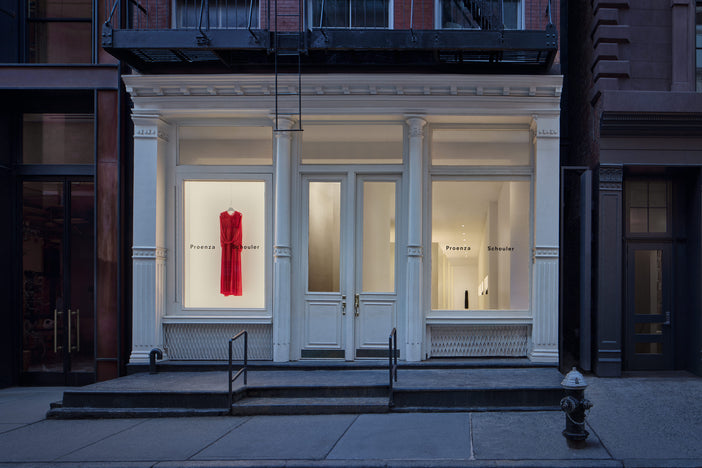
[125,73,562,364]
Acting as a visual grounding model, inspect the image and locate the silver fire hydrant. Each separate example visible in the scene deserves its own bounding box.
[560,367,593,448]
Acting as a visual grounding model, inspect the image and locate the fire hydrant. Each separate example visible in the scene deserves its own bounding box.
[560,367,593,448]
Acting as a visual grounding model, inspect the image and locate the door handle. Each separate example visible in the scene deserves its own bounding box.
[664,310,671,326]
[72,309,80,352]
[354,294,360,317]
[341,296,346,315]
[53,309,63,353]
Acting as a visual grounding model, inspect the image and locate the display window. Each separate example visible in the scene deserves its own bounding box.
[431,180,530,311]
[182,180,267,309]
[178,126,272,165]
[431,128,530,166]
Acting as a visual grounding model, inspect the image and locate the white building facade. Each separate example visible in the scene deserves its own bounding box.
[126,73,562,364]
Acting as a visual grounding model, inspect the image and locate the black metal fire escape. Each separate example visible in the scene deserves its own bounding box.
[271,0,305,132]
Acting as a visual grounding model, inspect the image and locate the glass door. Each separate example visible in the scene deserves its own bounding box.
[625,244,674,370]
[21,180,95,385]
[300,173,400,360]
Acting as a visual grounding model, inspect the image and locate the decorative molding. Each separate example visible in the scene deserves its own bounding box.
[429,325,529,357]
[533,247,559,259]
[134,127,169,141]
[406,116,427,137]
[132,246,167,259]
[407,246,423,257]
[274,246,292,258]
[598,165,623,191]
[123,75,565,101]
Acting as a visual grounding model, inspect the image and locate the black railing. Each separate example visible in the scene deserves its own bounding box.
[388,327,398,407]
[228,330,248,414]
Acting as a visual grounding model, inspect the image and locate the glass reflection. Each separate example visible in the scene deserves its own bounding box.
[362,182,395,293]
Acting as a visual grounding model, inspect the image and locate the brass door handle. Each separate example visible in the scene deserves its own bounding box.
[341,296,346,315]
[354,294,360,317]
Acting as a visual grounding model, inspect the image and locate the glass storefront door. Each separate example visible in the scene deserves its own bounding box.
[301,173,399,359]
[21,180,95,385]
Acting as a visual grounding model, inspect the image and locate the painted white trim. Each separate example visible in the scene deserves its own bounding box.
[162,315,273,324]
[426,310,532,325]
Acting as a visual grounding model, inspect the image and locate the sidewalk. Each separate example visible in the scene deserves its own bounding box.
[1,371,701,467]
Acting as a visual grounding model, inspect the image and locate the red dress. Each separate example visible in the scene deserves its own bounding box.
[220,210,243,296]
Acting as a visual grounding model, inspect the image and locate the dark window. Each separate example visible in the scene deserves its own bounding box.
[626,180,669,235]
[22,113,94,165]
[310,0,389,28]
[440,0,522,30]
[27,0,92,63]
[176,0,259,28]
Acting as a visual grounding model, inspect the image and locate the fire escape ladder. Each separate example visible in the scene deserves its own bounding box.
[272,0,304,132]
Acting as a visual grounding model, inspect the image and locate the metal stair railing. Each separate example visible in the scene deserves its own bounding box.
[228,330,248,414]
[388,327,398,407]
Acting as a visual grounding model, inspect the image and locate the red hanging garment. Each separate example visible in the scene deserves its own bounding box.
[220,210,243,296]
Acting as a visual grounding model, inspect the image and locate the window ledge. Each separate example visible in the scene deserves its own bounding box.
[426,310,531,325]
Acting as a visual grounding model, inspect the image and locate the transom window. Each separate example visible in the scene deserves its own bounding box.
[440,0,522,30]
[309,0,390,28]
[626,180,669,234]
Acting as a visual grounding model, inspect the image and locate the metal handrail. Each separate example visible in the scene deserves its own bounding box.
[228,330,248,414]
[388,327,398,406]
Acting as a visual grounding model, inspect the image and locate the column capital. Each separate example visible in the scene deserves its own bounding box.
[272,116,297,135]
[405,116,427,137]
[598,164,623,191]
[132,113,170,142]
[530,114,560,141]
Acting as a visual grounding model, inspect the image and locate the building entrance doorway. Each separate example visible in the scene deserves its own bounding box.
[625,244,674,370]
[300,172,401,359]
[20,180,95,385]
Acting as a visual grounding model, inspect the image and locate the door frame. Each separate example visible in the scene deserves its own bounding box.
[17,175,96,385]
[294,166,405,361]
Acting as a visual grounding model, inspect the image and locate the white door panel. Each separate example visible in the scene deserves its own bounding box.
[357,300,396,348]
[304,300,343,348]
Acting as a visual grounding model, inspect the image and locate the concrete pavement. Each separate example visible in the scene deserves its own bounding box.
[0,371,701,467]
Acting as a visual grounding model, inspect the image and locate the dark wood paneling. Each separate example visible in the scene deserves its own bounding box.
[96,91,120,381]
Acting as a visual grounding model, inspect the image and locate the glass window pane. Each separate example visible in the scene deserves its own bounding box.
[28,22,91,63]
[648,208,667,233]
[311,0,350,27]
[179,126,272,165]
[503,0,521,29]
[29,0,91,18]
[302,125,403,164]
[362,182,395,293]
[431,129,530,166]
[183,180,267,309]
[309,182,341,292]
[69,182,95,372]
[635,323,663,335]
[628,182,648,207]
[351,0,387,27]
[629,208,648,233]
[635,342,663,355]
[648,182,667,207]
[22,181,64,372]
[23,113,94,164]
[431,180,530,310]
[176,0,258,28]
[633,250,662,316]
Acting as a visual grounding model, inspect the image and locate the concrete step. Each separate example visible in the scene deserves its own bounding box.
[231,396,390,415]
[390,386,563,412]
[244,385,388,399]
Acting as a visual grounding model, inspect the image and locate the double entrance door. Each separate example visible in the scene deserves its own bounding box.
[21,179,95,385]
[300,172,401,360]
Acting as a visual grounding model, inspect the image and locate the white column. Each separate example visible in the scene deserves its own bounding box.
[273,118,294,362]
[405,116,427,362]
[529,115,560,363]
[130,113,170,364]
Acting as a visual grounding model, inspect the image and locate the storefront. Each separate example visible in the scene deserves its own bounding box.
[125,73,562,364]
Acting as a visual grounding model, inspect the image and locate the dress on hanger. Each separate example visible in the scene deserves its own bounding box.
[220,210,243,296]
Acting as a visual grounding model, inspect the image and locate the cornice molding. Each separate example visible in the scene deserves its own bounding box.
[133,246,167,259]
[123,74,563,101]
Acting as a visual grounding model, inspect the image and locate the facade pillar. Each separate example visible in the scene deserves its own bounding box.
[130,113,170,364]
[594,164,624,376]
[405,116,426,362]
[273,118,294,361]
[529,115,560,363]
